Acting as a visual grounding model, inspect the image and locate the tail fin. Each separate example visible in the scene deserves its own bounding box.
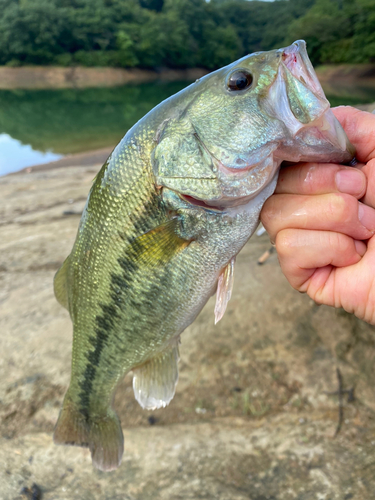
[53,404,124,472]
[89,411,124,472]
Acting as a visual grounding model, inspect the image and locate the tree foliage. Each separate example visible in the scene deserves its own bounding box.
[286,0,375,64]
[0,0,373,69]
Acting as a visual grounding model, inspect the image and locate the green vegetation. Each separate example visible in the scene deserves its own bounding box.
[0,0,374,69]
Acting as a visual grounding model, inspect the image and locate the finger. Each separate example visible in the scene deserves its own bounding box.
[299,235,375,324]
[275,228,365,292]
[276,163,366,198]
[333,106,375,163]
[358,158,375,209]
[261,192,375,243]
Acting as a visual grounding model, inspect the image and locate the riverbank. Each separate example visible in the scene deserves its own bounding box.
[316,63,375,82]
[0,66,208,90]
[11,146,114,175]
[0,63,375,90]
[1,160,375,498]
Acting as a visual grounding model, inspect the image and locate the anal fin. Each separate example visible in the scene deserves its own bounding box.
[214,257,235,324]
[132,340,180,410]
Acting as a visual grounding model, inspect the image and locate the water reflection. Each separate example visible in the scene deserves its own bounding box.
[0,83,187,157]
[0,134,62,176]
[0,80,374,176]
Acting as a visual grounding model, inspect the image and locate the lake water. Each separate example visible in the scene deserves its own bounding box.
[1,80,375,176]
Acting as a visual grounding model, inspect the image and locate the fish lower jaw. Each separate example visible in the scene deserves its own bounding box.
[171,152,282,211]
[178,166,280,211]
[274,111,355,165]
[212,155,282,209]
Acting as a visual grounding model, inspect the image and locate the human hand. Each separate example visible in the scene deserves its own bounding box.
[260,106,375,324]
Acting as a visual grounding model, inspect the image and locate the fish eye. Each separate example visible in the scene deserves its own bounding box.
[227,70,253,92]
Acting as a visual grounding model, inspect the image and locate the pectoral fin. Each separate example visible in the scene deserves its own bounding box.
[132,340,180,410]
[54,256,70,310]
[128,218,190,267]
[214,257,235,324]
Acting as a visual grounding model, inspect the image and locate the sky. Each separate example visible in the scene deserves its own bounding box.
[0,134,62,176]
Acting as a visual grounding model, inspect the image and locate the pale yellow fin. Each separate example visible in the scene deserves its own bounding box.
[130,218,190,267]
[54,256,70,310]
[214,257,235,324]
[54,402,124,472]
[132,340,180,410]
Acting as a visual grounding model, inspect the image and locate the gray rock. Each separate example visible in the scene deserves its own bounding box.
[1,164,374,499]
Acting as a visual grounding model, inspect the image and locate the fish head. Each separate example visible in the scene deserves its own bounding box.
[153,40,355,209]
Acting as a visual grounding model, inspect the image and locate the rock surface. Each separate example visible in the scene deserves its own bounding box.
[1,164,375,500]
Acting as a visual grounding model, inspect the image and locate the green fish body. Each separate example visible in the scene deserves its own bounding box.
[53,41,354,471]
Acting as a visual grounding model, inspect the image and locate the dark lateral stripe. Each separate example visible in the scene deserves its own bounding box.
[78,190,165,417]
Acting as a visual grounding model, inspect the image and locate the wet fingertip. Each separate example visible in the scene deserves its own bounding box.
[336,168,366,197]
[358,203,375,232]
[354,239,367,257]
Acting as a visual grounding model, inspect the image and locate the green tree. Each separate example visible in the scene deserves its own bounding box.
[0,0,374,69]
[286,0,360,64]
[0,0,71,65]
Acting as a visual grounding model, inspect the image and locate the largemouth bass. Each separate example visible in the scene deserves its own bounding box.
[53,40,354,471]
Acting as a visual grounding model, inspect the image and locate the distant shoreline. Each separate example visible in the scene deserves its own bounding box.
[315,63,375,82]
[0,66,209,90]
[0,64,375,90]
[11,147,114,175]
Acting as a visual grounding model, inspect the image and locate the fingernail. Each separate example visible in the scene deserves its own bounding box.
[336,169,365,196]
[358,203,375,232]
[354,240,367,257]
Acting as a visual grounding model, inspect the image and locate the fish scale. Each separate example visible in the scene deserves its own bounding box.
[53,40,355,471]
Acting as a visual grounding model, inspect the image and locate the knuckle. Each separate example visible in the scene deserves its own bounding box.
[326,230,340,248]
[340,235,353,255]
[311,293,325,306]
[365,161,375,207]
[301,163,336,195]
[328,231,350,254]
[260,197,279,228]
[327,193,353,223]
[300,164,318,194]
[275,229,297,258]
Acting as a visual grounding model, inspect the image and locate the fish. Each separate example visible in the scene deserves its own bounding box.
[53,40,354,472]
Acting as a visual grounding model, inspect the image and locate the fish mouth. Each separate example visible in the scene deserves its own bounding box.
[281,40,326,101]
[178,193,226,212]
[265,40,355,164]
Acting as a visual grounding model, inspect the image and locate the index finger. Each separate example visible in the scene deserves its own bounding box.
[333,106,375,163]
[275,162,366,198]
